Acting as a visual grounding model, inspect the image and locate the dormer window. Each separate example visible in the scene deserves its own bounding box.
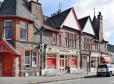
[4,20,13,40]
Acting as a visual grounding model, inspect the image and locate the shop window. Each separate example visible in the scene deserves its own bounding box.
[4,20,13,40]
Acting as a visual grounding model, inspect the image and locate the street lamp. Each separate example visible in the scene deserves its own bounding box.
[33,24,46,76]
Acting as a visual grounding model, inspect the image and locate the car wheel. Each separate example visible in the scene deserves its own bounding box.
[97,74,101,77]
[108,72,112,77]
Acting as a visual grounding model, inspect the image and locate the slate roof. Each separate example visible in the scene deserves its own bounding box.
[44,8,72,28]
[78,16,89,30]
[107,44,114,52]
[92,15,99,40]
[0,0,33,20]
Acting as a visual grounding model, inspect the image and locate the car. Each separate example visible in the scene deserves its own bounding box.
[97,64,114,77]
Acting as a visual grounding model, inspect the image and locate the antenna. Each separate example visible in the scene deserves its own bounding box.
[58,2,61,13]
[93,8,96,16]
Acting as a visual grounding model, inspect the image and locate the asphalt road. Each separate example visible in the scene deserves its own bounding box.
[41,76,114,84]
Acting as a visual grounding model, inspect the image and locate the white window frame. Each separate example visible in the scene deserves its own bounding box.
[20,21,27,41]
[4,20,12,40]
[32,51,38,67]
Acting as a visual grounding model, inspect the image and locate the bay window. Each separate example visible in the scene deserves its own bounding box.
[20,21,27,40]
[4,20,12,40]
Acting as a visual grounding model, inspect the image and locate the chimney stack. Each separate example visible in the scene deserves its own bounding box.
[29,0,43,28]
[97,11,103,42]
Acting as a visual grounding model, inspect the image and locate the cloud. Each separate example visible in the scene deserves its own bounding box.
[72,0,114,44]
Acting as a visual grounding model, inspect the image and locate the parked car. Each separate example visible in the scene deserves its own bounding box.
[97,64,114,77]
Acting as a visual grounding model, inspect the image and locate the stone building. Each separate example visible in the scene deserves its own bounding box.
[0,0,112,77]
[43,8,81,73]
[0,0,44,77]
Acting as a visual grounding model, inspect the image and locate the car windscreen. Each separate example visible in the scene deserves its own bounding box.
[98,65,107,68]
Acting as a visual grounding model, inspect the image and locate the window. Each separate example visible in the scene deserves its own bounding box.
[65,32,69,47]
[25,51,31,65]
[52,33,57,44]
[20,21,27,40]
[65,32,76,48]
[25,51,38,67]
[32,52,37,66]
[4,20,12,40]
[57,34,61,46]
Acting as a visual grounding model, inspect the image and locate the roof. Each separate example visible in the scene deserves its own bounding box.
[0,37,21,56]
[92,15,99,39]
[0,0,33,20]
[44,8,72,28]
[107,44,114,52]
[78,16,89,30]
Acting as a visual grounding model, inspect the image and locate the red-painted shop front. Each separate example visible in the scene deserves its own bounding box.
[46,54,56,69]
[0,38,20,77]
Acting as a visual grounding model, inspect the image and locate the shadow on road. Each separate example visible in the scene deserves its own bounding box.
[84,75,111,79]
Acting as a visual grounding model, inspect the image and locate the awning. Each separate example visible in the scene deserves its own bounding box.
[0,38,21,56]
[101,54,112,63]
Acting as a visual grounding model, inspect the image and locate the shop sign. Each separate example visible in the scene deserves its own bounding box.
[91,52,101,57]
[47,46,78,55]
[81,50,89,55]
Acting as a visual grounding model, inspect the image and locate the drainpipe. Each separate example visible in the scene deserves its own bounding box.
[79,32,82,69]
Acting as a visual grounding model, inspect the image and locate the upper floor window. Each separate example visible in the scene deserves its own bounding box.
[52,33,57,45]
[57,34,61,46]
[65,32,76,48]
[20,21,27,41]
[84,37,93,50]
[65,32,69,47]
[4,20,13,40]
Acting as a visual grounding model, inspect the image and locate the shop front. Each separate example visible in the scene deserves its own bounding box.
[46,46,80,73]
[90,52,101,72]
[81,50,90,70]
[101,54,112,63]
[0,39,21,77]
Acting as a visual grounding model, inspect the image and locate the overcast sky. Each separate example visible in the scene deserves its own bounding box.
[1,0,114,45]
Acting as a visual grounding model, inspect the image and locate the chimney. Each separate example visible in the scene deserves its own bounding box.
[29,0,43,28]
[97,11,103,42]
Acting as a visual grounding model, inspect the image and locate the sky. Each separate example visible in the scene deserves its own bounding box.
[0,0,114,45]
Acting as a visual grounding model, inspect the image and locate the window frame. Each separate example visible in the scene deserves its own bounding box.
[20,21,27,41]
[4,20,13,40]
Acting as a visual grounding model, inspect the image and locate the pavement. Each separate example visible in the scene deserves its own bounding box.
[0,72,96,84]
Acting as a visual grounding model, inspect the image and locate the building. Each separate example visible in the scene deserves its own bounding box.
[79,16,101,72]
[0,0,44,77]
[0,0,112,77]
[92,12,112,64]
[43,8,81,73]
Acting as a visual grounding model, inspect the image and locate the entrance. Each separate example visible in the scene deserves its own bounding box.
[2,54,14,76]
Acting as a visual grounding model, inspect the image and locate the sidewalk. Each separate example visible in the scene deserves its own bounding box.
[0,72,96,84]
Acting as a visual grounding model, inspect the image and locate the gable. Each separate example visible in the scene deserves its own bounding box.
[61,9,80,31]
[82,19,95,35]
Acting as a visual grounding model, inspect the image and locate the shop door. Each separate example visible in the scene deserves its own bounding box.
[2,55,14,76]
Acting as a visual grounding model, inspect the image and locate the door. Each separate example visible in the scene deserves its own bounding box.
[2,55,14,76]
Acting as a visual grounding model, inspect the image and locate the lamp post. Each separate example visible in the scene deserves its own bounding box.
[33,24,45,76]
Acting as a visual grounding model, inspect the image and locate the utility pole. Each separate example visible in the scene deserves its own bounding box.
[33,24,45,76]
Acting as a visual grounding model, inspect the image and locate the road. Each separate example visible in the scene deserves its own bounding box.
[41,76,114,84]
